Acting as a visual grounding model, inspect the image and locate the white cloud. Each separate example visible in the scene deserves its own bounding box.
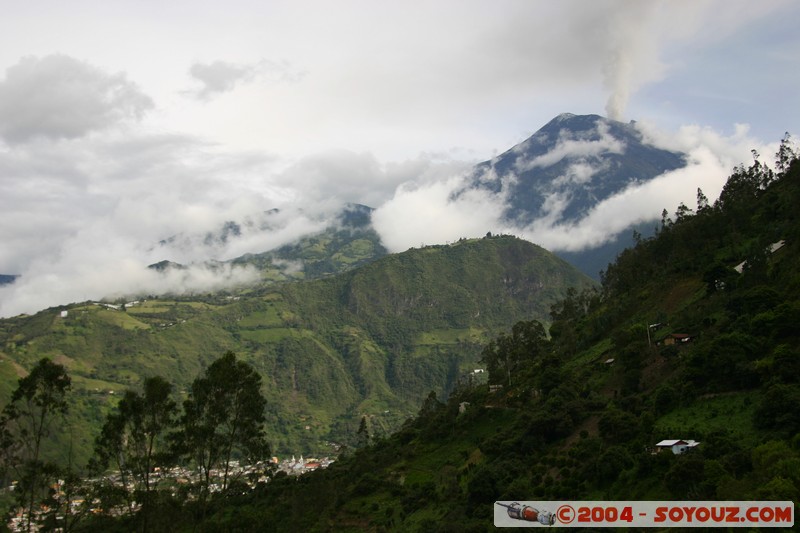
[516,122,776,251]
[0,228,262,317]
[185,59,305,100]
[0,55,153,143]
[0,1,797,316]
[516,121,626,171]
[372,175,508,252]
[271,149,473,209]
[517,145,728,251]
[371,120,775,255]
[552,161,610,187]
[188,60,256,100]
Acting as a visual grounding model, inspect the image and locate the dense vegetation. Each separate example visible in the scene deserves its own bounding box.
[0,232,592,469]
[105,138,800,532]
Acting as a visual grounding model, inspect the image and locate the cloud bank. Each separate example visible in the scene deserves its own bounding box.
[373,123,776,254]
[0,52,472,317]
[0,1,796,317]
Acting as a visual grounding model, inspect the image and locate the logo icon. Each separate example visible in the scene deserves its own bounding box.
[496,502,556,526]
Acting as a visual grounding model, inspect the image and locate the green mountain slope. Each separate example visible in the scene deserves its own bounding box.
[154,143,800,532]
[0,236,593,465]
[230,214,388,283]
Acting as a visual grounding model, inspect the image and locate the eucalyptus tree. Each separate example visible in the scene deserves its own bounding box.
[0,358,71,532]
[179,351,269,504]
[90,376,177,530]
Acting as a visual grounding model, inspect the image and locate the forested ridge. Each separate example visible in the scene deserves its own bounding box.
[0,235,592,469]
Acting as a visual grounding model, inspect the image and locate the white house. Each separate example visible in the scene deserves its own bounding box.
[655,439,700,455]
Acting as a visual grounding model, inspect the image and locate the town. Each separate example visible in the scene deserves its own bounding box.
[6,454,335,532]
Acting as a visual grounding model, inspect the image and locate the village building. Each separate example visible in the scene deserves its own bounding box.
[655,439,700,455]
[663,333,692,346]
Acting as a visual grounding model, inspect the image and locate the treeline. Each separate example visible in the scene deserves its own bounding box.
[0,351,270,532]
[603,135,799,298]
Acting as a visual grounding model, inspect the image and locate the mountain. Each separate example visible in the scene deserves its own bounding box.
[150,203,389,283]
[0,235,594,465]
[141,140,800,532]
[148,116,686,284]
[468,113,686,223]
[0,274,19,286]
[465,113,687,277]
[4,130,798,531]
[230,204,388,281]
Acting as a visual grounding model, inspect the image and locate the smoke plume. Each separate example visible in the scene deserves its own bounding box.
[602,1,662,121]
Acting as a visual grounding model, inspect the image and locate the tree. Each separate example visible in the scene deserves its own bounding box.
[0,358,71,532]
[179,351,269,505]
[696,188,710,212]
[90,376,177,531]
[356,415,370,448]
[754,384,800,437]
[480,320,549,387]
[775,132,797,174]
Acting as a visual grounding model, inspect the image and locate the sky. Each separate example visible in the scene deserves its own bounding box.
[1,0,798,317]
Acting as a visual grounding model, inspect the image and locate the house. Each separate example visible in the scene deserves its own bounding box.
[655,439,700,455]
[663,333,691,346]
[734,239,786,273]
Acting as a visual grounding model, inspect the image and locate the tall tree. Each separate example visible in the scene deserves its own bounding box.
[90,376,177,531]
[0,358,71,532]
[179,351,269,504]
[356,415,370,448]
[480,320,549,387]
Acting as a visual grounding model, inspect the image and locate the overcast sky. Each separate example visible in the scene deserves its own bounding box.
[1,0,798,316]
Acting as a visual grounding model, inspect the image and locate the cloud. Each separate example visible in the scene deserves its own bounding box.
[0,128,316,316]
[551,161,611,187]
[0,55,153,144]
[0,1,795,317]
[155,206,333,264]
[0,225,262,318]
[515,120,626,172]
[186,59,305,100]
[372,121,775,255]
[269,149,472,209]
[517,145,729,251]
[372,175,509,252]
[0,124,474,317]
[526,122,777,250]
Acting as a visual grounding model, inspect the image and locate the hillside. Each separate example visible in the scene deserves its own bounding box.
[151,203,389,284]
[126,139,800,531]
[0,236,593,465]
